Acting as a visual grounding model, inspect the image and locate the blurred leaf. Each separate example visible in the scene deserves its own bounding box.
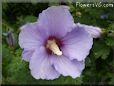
[92,40,110,59]
[109,76,114,85]
[107,24,114,37]
[23,15,37,22]
[17,15,37,27]
[105,37,114,47]
[101,48,110,59]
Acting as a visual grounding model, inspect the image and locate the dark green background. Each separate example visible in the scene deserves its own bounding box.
[2,2,114,85]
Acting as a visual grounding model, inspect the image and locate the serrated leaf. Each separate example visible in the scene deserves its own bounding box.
[92,40,110,59]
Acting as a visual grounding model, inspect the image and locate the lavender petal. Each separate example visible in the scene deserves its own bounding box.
[61,26,93,61]
[38,6,75,37]
[29,47,60,80]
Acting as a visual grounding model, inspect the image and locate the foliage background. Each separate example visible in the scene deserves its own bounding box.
[2,2,114,85]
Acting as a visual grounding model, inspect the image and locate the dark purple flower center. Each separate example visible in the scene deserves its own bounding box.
[45,36,63,55]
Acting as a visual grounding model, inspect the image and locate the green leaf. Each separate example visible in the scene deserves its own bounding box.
[109,75,114,85]
[101,47,110,59]
[17,15,37,26]
[92,40,110,60]
[105,37,114,47]
[23,15,37,23]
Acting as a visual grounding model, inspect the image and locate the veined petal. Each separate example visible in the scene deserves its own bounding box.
[22,49,34,62]
[76,23,102,38]
[19,22,48,50]
[61,26,93,61]
[51,55,83,78]
[38,6,75,37]
[29,46,60,80]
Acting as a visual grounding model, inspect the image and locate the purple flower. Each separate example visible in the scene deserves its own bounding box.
[19,6,101,80]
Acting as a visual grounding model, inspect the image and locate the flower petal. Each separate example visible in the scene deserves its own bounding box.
[76,23,102,38]
[61,26,93,61]
[22,49,34,62]
[72,60,85,72]
[29,46,60,80]
[19,22,46,50]
[38,6,75,37]
[51,55,83,78]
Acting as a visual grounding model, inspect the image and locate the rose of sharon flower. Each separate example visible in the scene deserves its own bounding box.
[19,6,101,80]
